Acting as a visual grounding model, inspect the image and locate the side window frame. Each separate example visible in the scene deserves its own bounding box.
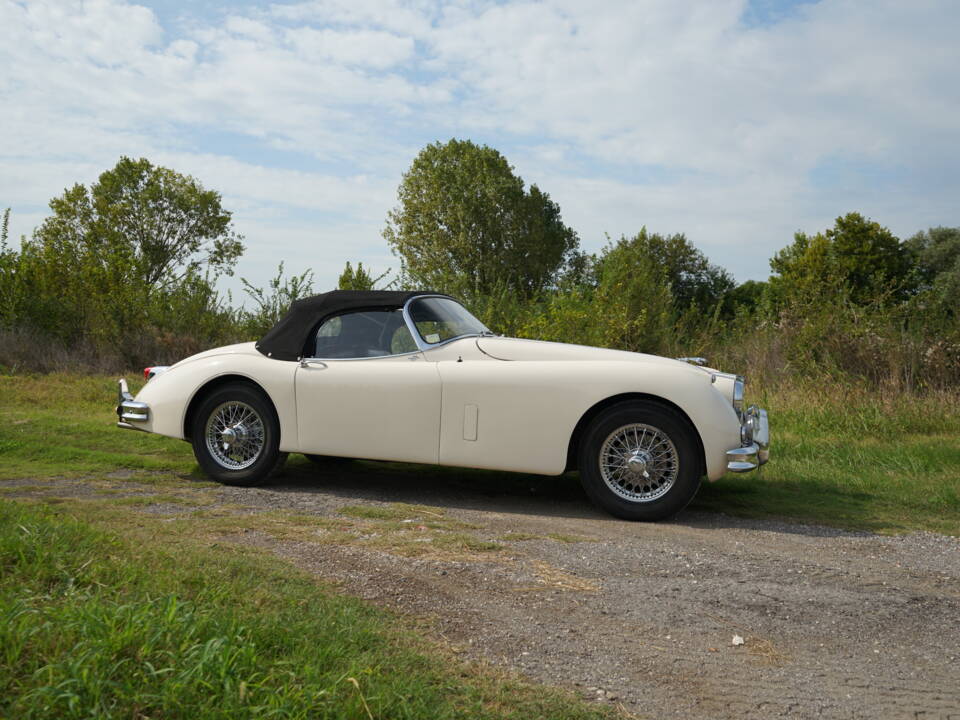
[304,307,420,361]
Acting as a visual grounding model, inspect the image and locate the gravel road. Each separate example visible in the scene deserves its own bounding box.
[6,463,959,720]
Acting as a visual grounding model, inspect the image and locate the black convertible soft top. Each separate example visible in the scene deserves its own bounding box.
[256,290,442,361]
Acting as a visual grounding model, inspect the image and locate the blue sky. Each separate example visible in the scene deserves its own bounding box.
[1,0,957,300]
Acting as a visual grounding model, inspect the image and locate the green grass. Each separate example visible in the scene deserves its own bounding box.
[0,374,194,481]
[0,501,614,720]
[690,384,960,534]
[498,532,542,542]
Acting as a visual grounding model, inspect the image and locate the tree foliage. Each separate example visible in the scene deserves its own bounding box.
[36,156,244,288]
[519,234,674,354]
[337,261,390,291]
[726,280,768,314]
[1,159,244,362]
[383,139,579,299]
[906,226,960,311]
[770,212,912,305]
[602,229,735,312]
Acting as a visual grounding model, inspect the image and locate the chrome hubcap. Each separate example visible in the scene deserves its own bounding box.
[626,449,652,476]
[599,423,679,503]
[205,401,265,470]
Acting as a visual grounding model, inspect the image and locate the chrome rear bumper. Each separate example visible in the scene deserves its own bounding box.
[116,378,150,430]
[726,405,769,472]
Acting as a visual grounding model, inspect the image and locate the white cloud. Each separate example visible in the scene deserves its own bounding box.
[269,0,435,37]
[1,0,957,292]
[286,27,415,68]
[151,152,395,219]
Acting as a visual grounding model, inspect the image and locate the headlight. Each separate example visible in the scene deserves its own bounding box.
[733,376,745,417]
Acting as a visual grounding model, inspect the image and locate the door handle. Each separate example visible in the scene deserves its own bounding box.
[299,359,328,369]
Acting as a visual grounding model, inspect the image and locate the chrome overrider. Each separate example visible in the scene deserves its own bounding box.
[116,378,150,431]
[726,405,770,472]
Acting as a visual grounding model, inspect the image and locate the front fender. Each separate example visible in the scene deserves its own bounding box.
[436,360,740,478]
[132,354,300,451]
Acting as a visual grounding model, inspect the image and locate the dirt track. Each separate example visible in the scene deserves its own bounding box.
[6,464,960,719]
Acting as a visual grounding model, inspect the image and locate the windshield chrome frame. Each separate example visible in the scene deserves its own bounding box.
[402,295,490,352]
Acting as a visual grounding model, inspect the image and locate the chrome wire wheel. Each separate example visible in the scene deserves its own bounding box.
[598,423,679,503]
[204,401,265,471]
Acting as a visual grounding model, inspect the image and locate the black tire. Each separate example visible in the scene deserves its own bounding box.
[578,400,702,521]
[191,382,287,486]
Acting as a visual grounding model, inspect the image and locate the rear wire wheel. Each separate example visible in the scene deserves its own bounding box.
[191,383,287,486]
[578,400,702,520]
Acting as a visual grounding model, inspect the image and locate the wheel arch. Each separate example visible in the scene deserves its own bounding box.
[183,374,281,441]
[565,393,706,477]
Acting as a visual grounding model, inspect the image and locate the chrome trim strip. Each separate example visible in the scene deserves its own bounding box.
[120,404,150,422]
[677,356,708,366]
[726,405,770,472]
[732,375,745,417]
[726,443,759,472]
[301,350,421,363]
[116,378,149,423]
[118,378,133,403]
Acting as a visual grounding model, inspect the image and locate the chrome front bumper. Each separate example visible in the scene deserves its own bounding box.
[116,378,150,430]
[726,405,770,472]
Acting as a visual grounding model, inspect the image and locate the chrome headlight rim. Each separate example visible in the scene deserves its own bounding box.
[733,375,745,417]
[739,405,768,448]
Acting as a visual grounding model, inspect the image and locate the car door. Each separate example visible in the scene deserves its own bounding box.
[295,308,442,464]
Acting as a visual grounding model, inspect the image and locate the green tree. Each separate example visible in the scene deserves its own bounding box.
[609,229,734,312]
[522,235,673,353]
[13,158,244,350]
[592,235,675,352]
[725,279,768,314]
[383,139,579,299]
[37,156,244,288]
[770,212,912,305]
[905,226,960,309]
[337,261,390,291]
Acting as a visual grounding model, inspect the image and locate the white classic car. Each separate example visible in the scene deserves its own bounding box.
[117,291,768,520]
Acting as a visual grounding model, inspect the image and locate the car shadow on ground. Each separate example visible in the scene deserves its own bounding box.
[253,455,867,537]
[267,455,605,520]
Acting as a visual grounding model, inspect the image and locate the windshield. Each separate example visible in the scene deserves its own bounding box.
[407,297,491,345]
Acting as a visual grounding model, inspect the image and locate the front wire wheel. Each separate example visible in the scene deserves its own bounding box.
[205,400,265,470]
[191,383,287,486]
[598,423,679,503]
[579,401,701,521]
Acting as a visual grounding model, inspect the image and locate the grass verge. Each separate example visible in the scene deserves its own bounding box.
[690,384,960,534]
[0,500,615,720]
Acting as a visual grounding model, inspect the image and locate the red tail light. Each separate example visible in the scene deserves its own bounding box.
[143,367,153,380]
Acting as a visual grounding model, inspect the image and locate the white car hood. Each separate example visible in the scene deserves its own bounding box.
[477,336,707,372]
